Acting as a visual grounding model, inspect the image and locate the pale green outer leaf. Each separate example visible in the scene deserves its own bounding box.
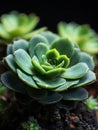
[41,31,59,43]
[5,54,17,72]
[74,70,96,87]
[53,80,79,92]
[23,27,47,39]
[17,69,39,89]
[62,63,89,79]
[79,52,95,70]
[1,71,27,93]
[39,92,62,104]
[57,22,77,38]
[33,76,66,89]
[62,88,88,100]
[7,44,13,55]
[1,13,18,32]
[50,38,74,58]
[82,40,98,54]
[69,48,80,67]
[19,14,39,33]
[0,24,10,39]
[13,39,28,52]
[29,34,48,57]
[14,49,33,75]
[34,42,48,63]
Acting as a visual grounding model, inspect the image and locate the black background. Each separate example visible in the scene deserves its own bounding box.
[0,0,98,32]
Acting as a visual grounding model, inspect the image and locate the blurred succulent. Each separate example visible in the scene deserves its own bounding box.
[84,96,98,110]
[0,82,6,95]
[58,22,98,55]
[0,11,46,44]
[0,83,7,112]
[1,31,96,104]
[20,117,40,130]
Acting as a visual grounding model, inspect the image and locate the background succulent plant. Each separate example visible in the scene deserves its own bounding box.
[84,96,98,110]
[57,22,98,55]
[20,117,40,130]
[0,11,46,44]
[1,31,96,104]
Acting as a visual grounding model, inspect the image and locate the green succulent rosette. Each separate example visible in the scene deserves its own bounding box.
[1,32,96,104]
[58,22,98,54]
[0,11,46,44]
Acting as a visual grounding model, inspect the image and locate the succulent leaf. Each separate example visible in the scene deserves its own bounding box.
[17,69,39,89]
[14,49,34,75]
[79,52,95,70]
[51,38,74,58]
[13,39,28,52]
[29,34,48,57]
[1,71,27,93]
[39,92,62,104]
[5,54,17,72]
[62,63,89,79]
[74,70,96,87]
[33,76,66,89]
[62,87,88,100]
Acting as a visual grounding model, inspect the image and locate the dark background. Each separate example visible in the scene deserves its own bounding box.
[0,0,98,32]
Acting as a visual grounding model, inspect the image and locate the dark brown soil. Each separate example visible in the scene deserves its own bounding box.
[0,93,98,130]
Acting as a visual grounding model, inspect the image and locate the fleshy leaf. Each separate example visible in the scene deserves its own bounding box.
[33,76,66,89]
[41,64,53,71]
[39,92,62,104]
[50,38,74,58]
[58,55,70,68]
[62,88,88,100]
[53,80,79,92]
[27,87,47,100]
[41,31,59,43]
[7,44,13,55]
[1,71,27,93]
[32,57,46,74]
[46,49,60,61]
[17,69,39,89]
[14,49,33,75]
[62,63,89,79]
[5,54,17,72]
[23,27,47,39]
[0,24,10,39]
[79,52,95,70]
[34,42,48,63]
[29,34,48,57]
[13,39,28,52]
[74,70,96,87]
[45,68,65,77]
[69,48,80,67]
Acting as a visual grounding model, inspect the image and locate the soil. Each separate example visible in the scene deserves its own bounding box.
[0,93,98,130]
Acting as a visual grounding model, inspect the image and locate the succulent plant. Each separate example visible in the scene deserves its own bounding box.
[21,117,40,130]
[1,31,96,104]
[58,22,98,54]
[0,82,6,95]
[84,96,98,110]
[0,11,46,44]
